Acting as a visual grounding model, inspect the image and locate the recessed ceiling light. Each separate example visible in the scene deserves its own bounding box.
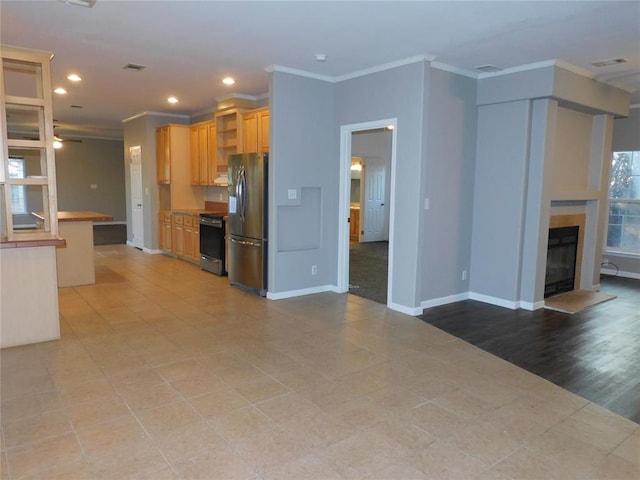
[387,125,394,130]
[314,53,327,62]
[167,97,179,104]
[53,139,63,149]
[67,73,82,82]
[222,77,235,86]
[54,87,67,94]
[592,58,627,67]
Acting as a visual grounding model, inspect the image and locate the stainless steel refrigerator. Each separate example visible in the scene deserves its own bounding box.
[227,153,268,296]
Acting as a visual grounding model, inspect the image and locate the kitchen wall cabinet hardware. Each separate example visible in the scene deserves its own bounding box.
[1,46,59,241]
[242,107,269,154]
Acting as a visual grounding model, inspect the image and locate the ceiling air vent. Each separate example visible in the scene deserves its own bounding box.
[70,105,83,109]
[592,58,627,67]
[475,64,503,73]
[58,0,97,7]
[123,63,146,72]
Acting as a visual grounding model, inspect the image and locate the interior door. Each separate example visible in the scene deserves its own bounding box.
[362,161,386,242]
[129,146,144,249]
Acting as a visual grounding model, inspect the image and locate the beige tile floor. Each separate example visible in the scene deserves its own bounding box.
[1,245,638,480]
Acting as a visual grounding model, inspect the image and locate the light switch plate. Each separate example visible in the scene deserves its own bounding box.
[288,189,297,200]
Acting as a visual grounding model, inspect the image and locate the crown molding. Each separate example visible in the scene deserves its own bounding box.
[334,54,436,82]
[266,65,334,83]
[268,55,436,84]
[122,111,189,123]
[430,62,478,79]
[215,92,259,102]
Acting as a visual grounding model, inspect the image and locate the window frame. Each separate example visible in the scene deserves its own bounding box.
[605,151,640,257]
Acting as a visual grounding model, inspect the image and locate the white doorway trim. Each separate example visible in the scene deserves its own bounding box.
[338,118,398,306]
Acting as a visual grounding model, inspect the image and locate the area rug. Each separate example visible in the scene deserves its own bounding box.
[544,290,617,314]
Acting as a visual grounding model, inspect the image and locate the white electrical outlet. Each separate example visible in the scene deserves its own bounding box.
[311,265,317,275]
[462,270,467,281]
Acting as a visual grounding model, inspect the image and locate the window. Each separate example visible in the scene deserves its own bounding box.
[8,156,27,214]
[606,151,640,254]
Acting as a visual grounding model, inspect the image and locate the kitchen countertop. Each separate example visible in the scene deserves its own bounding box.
[172,209,227,216]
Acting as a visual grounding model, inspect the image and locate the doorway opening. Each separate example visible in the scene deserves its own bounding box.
[338,119,397,306]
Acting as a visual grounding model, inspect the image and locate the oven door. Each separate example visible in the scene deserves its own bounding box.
[199,216,226,276]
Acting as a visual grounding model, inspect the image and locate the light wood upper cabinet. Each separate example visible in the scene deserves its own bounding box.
[242,107,269,154]
[156,125,171,184]
[258,108,270,152]
[189,122,210,185]
[207,122,218,184]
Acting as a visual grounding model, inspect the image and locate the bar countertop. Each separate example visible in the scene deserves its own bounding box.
[32,211,114,222]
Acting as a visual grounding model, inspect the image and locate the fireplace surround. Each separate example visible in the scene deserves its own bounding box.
[545,214,586,298]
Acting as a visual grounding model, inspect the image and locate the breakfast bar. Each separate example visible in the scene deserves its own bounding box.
[32,210,113,287]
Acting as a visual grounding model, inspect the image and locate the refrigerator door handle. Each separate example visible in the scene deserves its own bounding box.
[236,166,247,223]
[230,237,261,247]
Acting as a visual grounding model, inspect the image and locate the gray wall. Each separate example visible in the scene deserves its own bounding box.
[269,71,337,292]
[123,113,188,250]
[470,100,532,303]
[608,106,640,276]
[336,61,428,309]
[55,138,126,221]
[268,61,480,312]
[422,67,477,302]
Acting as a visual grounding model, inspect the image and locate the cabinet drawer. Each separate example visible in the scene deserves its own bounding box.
[173,214,184,225]
[183,216,194,227]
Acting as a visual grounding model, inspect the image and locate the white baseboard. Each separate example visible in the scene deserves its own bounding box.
[267,284,338,300]
[601,268,640,280]
[388,302,423,316]
[421,292,470,310]
[468,292,519,310]
[519,300,545,311]
[144,248,164,255]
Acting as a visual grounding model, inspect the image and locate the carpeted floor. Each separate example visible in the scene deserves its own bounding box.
[348,240,388,304]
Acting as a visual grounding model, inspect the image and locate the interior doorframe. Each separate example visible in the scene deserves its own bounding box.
[337,118,398,306]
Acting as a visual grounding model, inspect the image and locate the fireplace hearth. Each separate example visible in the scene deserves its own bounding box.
[545,226,579,298]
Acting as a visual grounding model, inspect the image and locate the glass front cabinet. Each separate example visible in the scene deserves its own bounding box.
[1,45,58,241]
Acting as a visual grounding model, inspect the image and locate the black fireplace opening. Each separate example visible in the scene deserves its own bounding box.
[545,226,579,298]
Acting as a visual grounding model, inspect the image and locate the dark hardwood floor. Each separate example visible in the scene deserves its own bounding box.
[418,275,640,423]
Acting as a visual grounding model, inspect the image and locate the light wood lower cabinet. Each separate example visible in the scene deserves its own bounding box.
[172,214,184,257]
[183,215,200,263]
[159,211,173,252]
[350,208,360,242]
[160,211,200,263]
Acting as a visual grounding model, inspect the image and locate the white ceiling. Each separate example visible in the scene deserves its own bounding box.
[2,0,639,140]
